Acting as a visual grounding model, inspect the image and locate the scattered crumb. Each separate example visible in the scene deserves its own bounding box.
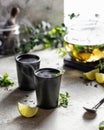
[90,82,92,86]
[86,83,88,86]
[80,76,83,79]
[29,100,33,102]
[94,84,98,88]
[24,99,27,102]
[25,95,29,97]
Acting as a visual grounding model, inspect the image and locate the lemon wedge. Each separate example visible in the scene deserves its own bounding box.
[95,72,104,84]
[83,68,99,80]
[17,102,38,118]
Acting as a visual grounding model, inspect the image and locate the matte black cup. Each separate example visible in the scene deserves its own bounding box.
[34,68,62,109]
[15,54,40,91]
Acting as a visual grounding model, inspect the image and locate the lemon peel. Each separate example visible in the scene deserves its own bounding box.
[83,68,99,80]
[95,72,104,84]
[17,102,38,118]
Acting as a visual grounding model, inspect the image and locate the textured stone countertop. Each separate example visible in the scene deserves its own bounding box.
[0,49,104,130]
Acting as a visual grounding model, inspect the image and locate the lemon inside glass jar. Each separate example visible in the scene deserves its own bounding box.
[64,41,104,63]
[64,19,104,63]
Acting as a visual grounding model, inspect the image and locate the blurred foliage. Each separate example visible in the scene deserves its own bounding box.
[18,21,67,53]
[57,47,68,57]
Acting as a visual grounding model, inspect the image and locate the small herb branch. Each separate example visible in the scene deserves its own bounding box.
[96,59,104,73]
[17,13,81,54]
[18,21,67,53]
[58,92,70,108]
[0,73,14,87]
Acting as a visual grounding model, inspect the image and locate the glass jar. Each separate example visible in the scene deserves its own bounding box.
[64,19,104,63]
[0,23,20,55]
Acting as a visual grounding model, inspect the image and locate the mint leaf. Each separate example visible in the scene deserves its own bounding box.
[0,73,14,87]
[58,92,70,108]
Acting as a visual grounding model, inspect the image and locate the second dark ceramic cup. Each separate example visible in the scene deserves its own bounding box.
[34,68,62,109]
[15,54,40,91]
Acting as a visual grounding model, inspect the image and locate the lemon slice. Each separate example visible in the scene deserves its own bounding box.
[78,52,91,61]
[83,68,99,80]
[95,72,104,84]
[17,102,38,118]
[99,121,104,130]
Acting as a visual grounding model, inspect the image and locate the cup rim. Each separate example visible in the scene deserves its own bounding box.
[34,67,62,79]
[15,53,40,64]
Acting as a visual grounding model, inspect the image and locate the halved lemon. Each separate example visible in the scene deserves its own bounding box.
[95,72,104,84]
[17,102,38,118]
[83,68,99,80]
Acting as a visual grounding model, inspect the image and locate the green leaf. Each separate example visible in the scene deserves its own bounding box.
[99,121,104,130]
[18,21,67,53]
[58,92,70,108]
[3,73,8,79]
[0,73,14,87]
[68,13,80,19]
[57,48,67,57]
[96,59,104,72]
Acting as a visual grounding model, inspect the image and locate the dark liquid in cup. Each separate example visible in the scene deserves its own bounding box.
[19,57,38,63]
[35,69,60,78]
[16,54,40,91]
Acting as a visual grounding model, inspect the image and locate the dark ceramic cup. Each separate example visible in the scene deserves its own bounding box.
[15,54,40,91]
[34,68,62,109]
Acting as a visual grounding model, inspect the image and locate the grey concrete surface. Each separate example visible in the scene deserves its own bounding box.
[0,49,104,130]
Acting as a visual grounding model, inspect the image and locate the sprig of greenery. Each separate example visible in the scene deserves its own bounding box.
[68,13,80,19]
[96,59,104,73]
[72,44,104,54]
[18,21,67,53]
[0,73,14,87]
[57,47,67,57]
[99,121,104,130]
[58,92,70,108]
